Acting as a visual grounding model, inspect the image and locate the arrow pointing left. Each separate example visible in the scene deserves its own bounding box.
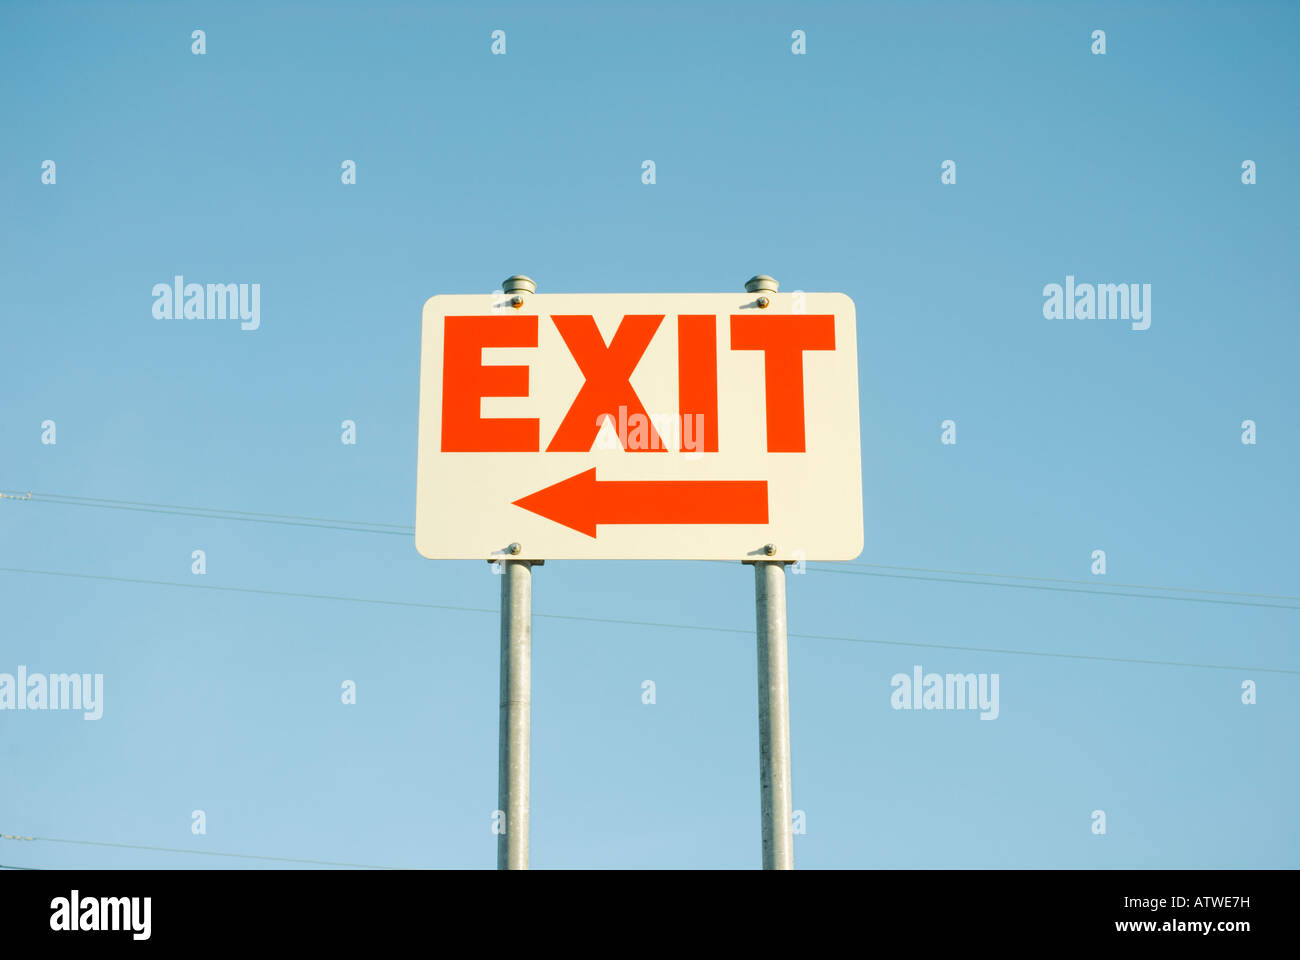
[512,468,769,538]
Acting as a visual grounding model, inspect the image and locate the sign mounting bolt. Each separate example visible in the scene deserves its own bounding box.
[503,275,536,312]
[763,543,777,556]
[746,275,778,310]
[507,542,522,555]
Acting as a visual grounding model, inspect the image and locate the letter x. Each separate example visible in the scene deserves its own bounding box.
[546,314,665,452]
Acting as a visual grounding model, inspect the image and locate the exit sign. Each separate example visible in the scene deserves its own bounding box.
[415,291,863,561]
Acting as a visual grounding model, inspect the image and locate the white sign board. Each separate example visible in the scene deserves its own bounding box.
[415,291,862,561]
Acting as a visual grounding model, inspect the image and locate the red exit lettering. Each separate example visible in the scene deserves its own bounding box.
[440,313,834,454]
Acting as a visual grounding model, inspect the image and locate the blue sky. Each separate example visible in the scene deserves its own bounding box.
[1,0,1296,869]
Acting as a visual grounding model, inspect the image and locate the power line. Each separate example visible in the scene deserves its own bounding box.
[2,490,410,536]
[0,565,492,614]
[24,491,411,529]
[808,566,1300,611]
[5,487,1293,609]
[828,561,1300,603]
[0,565,1295,675]
[0,832,397,869]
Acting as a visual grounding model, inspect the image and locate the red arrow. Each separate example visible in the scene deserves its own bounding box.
[512,468,768,538]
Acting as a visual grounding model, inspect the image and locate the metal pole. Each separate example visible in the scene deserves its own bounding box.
[495,275,538,872]
[755,558,794,869]
[498,557,533,870]
[743,274,794,870]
